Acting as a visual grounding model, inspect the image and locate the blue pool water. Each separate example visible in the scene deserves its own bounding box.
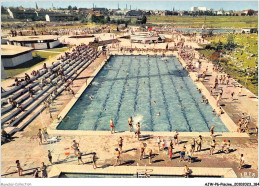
[57,55,228,132]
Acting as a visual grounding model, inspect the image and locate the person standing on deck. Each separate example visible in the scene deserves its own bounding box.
[118,137,123,152]
[37,129,43,145]
[114,148,121,166]
[71,140,79,156]
[191,138,196,153]
[48,150,53,164]
[16,160,23,176]
[41,162,48,178]
[135,122,141,140]
[128,117,133,132]
[238,154,245,170]
[110,118,115,134]
[196,135,203,152]
[173,130,179,145]
[92,152,97,169]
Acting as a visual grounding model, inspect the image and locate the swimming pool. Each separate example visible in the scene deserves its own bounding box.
[57,55,228,132]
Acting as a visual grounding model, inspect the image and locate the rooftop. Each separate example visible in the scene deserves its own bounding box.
[8,35,59,42]
[1,45,33,56]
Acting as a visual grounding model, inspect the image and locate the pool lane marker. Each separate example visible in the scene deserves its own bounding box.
[155,56,172,132]
[93,57,125,130]
[164,58,192,132]
[171,58,210,131]
[133,57,141,113]
[113,56,134,128]
[147,56,155,131]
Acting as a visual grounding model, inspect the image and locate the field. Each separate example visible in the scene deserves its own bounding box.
[147,16,258,28]
[198,33,258,94]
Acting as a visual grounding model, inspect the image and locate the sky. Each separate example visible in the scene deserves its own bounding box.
[1,1,258,11]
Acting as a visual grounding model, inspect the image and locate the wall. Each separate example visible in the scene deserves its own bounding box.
[1,38,8,44]
[34,43,48,49]
[49,40,60,48]
[2,52,33,68]
[1,61,7,79]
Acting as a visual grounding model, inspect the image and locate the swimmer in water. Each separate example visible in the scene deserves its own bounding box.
[64,116,70,121]
[153,101,157,104]
[180,86,183,89]
[156,112,160,117]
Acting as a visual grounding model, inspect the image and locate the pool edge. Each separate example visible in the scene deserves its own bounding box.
[48,53,248,138]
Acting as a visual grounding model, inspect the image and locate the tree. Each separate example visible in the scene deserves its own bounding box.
[1,6,7,14]
[105,16,110,23]
[247,9,255,16]
[72,6,77,10]
[68,5,72,10]
[226,34,235,49]
[141,15,147,24]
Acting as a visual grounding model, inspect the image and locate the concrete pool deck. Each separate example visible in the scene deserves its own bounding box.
[1,32,258,179]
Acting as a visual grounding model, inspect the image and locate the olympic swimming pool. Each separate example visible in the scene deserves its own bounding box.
[57,55,228,132]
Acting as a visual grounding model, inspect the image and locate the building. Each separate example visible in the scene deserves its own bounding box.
[7,7,76,21]
[130,32,165,44]
[45,14,76,22]
[126,10,143,17]
[7,35,60,49]
[217,10,225,15]
[242,28,258,34]
[191,7,207,12]
[1,45,33,68]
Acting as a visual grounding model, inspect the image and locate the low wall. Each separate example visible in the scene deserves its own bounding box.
[2,52,33,68]
[49,40,60,48]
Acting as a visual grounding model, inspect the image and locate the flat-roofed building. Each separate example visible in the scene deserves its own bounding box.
[242,28,258,34]
[191,7,207,12]
[130,32,165,44]
[7,35,60,49]
[1,45,33,68]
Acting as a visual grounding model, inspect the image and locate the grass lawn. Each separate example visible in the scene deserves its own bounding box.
[147,16,258,28]
[197,33,258,94]
[4,51,60,78]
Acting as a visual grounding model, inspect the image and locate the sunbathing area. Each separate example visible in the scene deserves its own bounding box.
[0,1,259,186]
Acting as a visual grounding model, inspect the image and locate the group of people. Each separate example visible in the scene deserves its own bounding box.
[3,43,101,128]
[15,160,48,178]
[177,35,256,136]
[36,128,49,145]
[70,140,97,168]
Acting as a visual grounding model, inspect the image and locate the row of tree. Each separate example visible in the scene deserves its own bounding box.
[81,15,147,25]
